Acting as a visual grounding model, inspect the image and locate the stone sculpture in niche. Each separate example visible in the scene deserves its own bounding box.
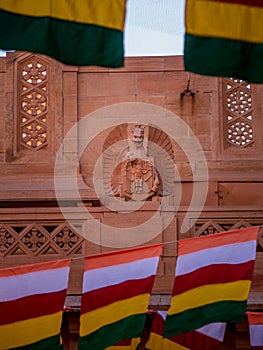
[102,123,175,201]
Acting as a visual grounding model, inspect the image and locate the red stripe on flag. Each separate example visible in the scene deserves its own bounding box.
[0,290,66,325]
[172,260,255,295]
[81,276,154,313]
[150,312,165,336]
[211,0,263,6]
[171,331,223,350]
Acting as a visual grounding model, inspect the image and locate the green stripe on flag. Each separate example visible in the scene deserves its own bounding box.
[0,9,124,67]
[164,300,247,337]
[78,313,146,350]
[184,33,263,83]
[12,334,62,350]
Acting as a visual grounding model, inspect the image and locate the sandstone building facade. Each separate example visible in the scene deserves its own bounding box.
[0,52,262,349]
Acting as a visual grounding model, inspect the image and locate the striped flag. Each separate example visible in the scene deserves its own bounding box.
[105,338,140,350]
[0,0,126,67]
[146,311,226,350]
[0,259,71,350]
[78,244,163,350]
[247,311,263,349]
[164,226,259,337]
[184,0,263,83]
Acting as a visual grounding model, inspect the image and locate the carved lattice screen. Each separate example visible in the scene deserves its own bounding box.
[18,55,49,150]
[224,78,254,148]
[0,222,84,257]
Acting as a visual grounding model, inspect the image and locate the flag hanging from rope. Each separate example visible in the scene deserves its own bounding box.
[78,243,163,350]
[146,311,226,350]
[0,0,126,67]
[164,226,259,337]
[247,311,263,349]
[184,0,263,83]
[0,259,71,350]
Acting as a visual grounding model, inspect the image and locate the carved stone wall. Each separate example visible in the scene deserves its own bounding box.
[0,53,263,349]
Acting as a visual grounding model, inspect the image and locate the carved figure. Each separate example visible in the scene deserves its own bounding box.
[103,123,174,201]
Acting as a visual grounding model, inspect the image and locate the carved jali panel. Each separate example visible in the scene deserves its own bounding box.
[18,55,49,150]
[0,222,84,257]
[224,78,254,148]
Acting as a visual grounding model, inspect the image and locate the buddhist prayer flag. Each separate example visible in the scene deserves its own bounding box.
[0,0,126,67]
[247,311,263,349]
[0,259,71,350]
[105,338,140,350]
[184,0,263,83]
[146,311,226,350]
[78,243,163,350]
[164,226,259,337]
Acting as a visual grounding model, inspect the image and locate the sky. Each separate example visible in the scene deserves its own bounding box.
[0,0,186,57]
[125,0,185,56]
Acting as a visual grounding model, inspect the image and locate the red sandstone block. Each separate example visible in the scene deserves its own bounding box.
[164,56,184,71]
[0,139,5,153]
[135,95,165,108]
[67,259,84,294]
[156,258,165,275]
[195,100,213,118]
[63,97,77,120]
[144,234,163,246]
[0,58,6,72]
[117,56,165,73]
[78,96,106,118]
[79,73,136,96]
[137,72,186,95]
[63,123,79,138]
[163,242,177,258]
[0,73,5,93]
[106,95,136,105]
[162,219,177,243]
[163,257,176,275]
[84,240,101,256]
[195,135,212,152]
[63,72,77,95]
[78,66,109,73]
[152,275,174,294]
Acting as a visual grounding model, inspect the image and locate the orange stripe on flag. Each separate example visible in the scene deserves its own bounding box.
[247,312,263,325]
[84,243,163,270]
[178,226,259,256]
[0,259,71,278]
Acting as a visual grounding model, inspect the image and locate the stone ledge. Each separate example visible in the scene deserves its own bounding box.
[65,292,263,311]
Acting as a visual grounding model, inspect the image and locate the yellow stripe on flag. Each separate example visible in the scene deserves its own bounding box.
[147,333,189,350]
[0,311,62,349]
[168,280,251,315]
[186,0,263,43]
[0,0,126,31]
[80,294,149,337]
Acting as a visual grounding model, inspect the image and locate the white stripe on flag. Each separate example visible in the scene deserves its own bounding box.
[197,322,226,341]
[0,266,70,302]
[176,240,256,276]
[83,256,159,292]
[250,324,263,346]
